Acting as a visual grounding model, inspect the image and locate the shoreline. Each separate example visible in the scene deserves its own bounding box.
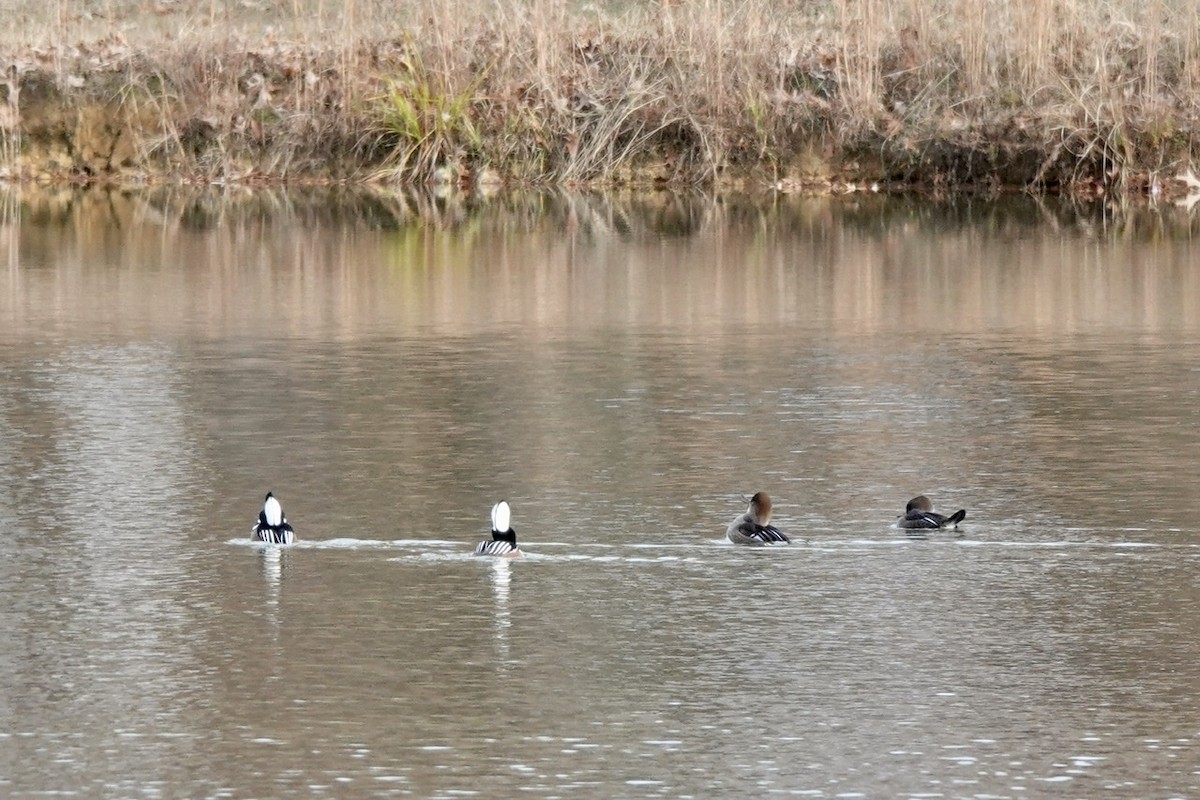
[2,4,1199,198]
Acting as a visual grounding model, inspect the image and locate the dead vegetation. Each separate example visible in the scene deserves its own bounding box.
[0,0,1198,195]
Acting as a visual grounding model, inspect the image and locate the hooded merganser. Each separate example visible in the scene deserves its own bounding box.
[726,492,791,545]
[253,491,296,544]
[897,495,966,529]
[474,500,521,557]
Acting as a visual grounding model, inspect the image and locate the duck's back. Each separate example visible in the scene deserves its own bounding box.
[898,508,966,529]
[254,525,295,545]
[726,515,791,545]
[474,539,519,556]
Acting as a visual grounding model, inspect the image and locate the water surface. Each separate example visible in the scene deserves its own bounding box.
[1,188,1199,797]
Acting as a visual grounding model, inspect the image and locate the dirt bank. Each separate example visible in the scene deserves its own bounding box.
[2,7,1199,197]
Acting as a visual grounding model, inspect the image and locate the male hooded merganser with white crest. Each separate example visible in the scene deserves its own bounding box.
[474,500,521,557]
[253,491,296,544]
[726,492,791,545]
[897,495,966,530]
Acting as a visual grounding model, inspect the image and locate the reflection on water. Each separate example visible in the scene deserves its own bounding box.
[257,545,285,616]
[1,186,1200,798]
[488,558,512,664]
[4,186,1200,339]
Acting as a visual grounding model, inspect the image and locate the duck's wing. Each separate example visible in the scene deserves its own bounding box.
[753,524,791,543]
[474,539,518,556]
[254,527,294,545]
[899,511,943,529]
[899,509,966,529]
[728,520,791,544]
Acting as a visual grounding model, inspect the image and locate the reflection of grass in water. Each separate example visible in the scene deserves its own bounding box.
[2,0,1199,189]
[1,66,19,176]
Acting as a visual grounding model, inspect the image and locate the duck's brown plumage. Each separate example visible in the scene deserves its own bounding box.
[726,492,791,545]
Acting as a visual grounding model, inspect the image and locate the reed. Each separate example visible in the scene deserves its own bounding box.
[0,0,1196,191]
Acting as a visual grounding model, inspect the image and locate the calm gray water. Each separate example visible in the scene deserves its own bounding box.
[2,188,1200,798]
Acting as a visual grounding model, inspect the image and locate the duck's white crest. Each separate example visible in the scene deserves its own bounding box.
[491,500,511,532]
[264,494,283,527]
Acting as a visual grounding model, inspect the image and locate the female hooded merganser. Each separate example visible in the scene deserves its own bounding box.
[726,492,791,545]
[253,491,296,544]
[474,500,521,557]
[897,495,966,530]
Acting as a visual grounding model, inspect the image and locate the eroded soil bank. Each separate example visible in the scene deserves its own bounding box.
[2,8,1199,196]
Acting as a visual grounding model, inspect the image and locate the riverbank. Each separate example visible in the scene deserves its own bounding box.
[2,0,1199,196]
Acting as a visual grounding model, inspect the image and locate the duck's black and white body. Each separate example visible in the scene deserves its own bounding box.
[474,501,521,557]
[253,491,296,544]
[726,492,791,545]
[897,495,966,530]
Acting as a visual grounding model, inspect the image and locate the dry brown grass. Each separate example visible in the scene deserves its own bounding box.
[0,0,1198,192]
